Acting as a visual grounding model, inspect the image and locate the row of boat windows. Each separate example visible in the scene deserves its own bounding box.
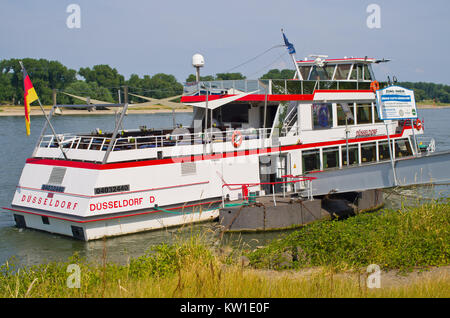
[312,102,382,129]
[299,64,373,81]
[302,138,413,173]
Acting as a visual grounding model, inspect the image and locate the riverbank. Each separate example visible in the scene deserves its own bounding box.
[0,103,448,116]
[417,104,450,109]
[0,105,193,116]
[0,200,448,298]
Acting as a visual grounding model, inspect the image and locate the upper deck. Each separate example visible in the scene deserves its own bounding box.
[181,57,381,105]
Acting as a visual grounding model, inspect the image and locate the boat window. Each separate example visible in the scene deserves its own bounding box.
[309,65,329,80]
[356,64,364,80]
[349,64,357,80]
[312,103,333,129]
[325,65,336,79]
[335,64,351,80]
[356,103,373,124]
[337,103,355,126]
[395,139,413,158]
[299,66,311,80]
[374,105,383,122]
[322,147,339,169]
[221,103,249,125]
[260,105,278,130]
[302,150,321,173]
[378,141,391,161]
[342,144,359,166]
[361,142,377,163]
[363,65,372,81]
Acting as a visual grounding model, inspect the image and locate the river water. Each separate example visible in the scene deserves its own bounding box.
[0,109,449,266]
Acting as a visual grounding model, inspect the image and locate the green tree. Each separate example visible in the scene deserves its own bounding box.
[79,64,125,90]
[148,73,183,99]
[0,58,77,105]
[0,71,15,104]
[126,73,183,102]
[185,74,215,82]
[260,69,295,79]
[63,81,115,104]
[215,72,246,80]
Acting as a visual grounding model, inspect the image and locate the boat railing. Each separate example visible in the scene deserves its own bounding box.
[221,175,316,207]
[183,79,373,96]
[37,126,293,152]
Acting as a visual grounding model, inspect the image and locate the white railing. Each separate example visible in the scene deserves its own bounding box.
[38,127,293,153]
[183,79,373,96]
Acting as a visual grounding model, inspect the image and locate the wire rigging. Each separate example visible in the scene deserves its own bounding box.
[223,44,285,74]
[246,52,287,79]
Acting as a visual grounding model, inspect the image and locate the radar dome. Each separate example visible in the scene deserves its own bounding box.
[192,54,205,67]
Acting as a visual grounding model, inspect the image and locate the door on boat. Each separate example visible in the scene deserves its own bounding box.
[259,154,289,195]
[275,154,290,193]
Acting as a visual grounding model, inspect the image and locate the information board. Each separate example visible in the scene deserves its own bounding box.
[375,85,417,120]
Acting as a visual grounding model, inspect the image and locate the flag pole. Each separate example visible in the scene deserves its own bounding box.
[36,95,68,160]
[281,29,302,80]
[19,61,68,160]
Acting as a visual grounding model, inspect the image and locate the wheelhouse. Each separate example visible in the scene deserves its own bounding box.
[296,56,376,82]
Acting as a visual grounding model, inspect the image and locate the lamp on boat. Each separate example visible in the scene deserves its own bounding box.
[309,54,328,67]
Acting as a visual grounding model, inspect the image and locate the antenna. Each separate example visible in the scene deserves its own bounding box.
[192,53,205,82]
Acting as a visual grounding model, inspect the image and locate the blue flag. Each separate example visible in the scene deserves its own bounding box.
[282,31,296,55]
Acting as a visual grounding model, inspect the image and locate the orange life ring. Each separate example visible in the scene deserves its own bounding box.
[415,119,422,131]
[231,130,242,148]
[370,80,380,92]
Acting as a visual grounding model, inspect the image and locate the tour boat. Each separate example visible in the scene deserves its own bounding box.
[5,38,432,240]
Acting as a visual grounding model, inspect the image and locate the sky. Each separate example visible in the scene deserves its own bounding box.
[1,0,449,84]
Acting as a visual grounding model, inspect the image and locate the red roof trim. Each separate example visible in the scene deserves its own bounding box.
[297,58,376,63]
[181,90,373,103]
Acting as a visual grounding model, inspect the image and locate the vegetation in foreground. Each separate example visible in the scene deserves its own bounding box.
[249,199,449,271]
[0,200,448,298]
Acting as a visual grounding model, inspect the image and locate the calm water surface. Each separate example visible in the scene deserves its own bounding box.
[0,109,449,266]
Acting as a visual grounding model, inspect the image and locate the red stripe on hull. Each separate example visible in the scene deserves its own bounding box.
[3,199,222,223]
[26,127,408,170]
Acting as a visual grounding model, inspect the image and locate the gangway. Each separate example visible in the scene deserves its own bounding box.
[304,150,450,196]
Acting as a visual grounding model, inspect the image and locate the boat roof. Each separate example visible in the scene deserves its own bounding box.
[297,57,378,65]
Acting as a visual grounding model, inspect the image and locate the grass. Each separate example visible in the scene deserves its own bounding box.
[0,200,449,298]
[248,199,450,271]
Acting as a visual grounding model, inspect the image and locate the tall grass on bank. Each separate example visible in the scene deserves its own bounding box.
[0,201,448,298]
[0,240,448,298]
[249,199,450,271]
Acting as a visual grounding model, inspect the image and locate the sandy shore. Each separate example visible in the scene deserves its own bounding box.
[0,106,193,116]
[417,104,450,109]
[0,104,447,116]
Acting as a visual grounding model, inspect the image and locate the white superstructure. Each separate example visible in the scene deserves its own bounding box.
[5,55,427,240]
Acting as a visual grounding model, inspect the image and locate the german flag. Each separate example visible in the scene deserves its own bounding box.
[22,64,38,136]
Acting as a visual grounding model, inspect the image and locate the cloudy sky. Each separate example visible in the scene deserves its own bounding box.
[1,0,449,84]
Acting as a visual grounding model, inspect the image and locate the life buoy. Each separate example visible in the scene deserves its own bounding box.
[231,130,242,148]
[370,80,380,92]
[414,119,422,131]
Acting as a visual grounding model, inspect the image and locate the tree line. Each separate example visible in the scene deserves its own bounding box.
[0,58,448,105]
